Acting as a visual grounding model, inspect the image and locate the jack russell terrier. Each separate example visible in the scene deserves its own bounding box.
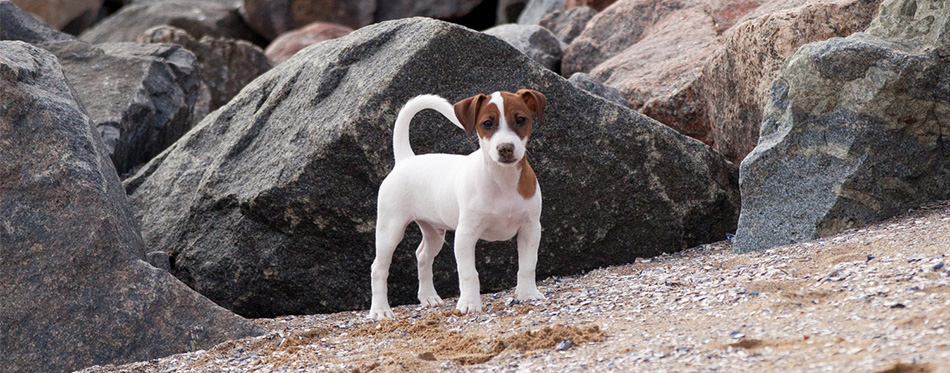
[369,90,547,320]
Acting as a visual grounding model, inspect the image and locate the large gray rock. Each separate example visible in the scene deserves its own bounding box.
[139,26,273,113]
[40,40,202,175]
[0,0,72,43]
[484,23,562,72]
[80,1,265,46]
[0,40,262,373]
[734,0,950,252]
[126,17,739,318]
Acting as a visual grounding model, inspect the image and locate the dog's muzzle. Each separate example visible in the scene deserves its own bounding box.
[497,143,517,163]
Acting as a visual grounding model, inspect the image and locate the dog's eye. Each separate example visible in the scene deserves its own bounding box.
[481,119,493,129]
[516,116,527,126]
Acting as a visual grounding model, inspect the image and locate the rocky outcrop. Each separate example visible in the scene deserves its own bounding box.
[9,0,101,32]
[41,40,201,175]
[539,6,597,45]
[734,0,950,252]
[263,22,352,64]
[139,26,273,112]
[80,1,264,46]
[126,18,739,318]
[0,0,73,43]
[699,0,881,162]
[484,24,562,72]
[0,40,262,373]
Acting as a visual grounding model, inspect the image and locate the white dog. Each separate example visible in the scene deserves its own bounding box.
[369,90,547,320]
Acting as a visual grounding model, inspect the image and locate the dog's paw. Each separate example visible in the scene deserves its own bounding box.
[418,292,444,307]
[455,298,482,314]
[368,306,394,320]
[515,287,545,301]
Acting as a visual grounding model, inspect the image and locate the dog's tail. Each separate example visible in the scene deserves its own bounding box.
[393,94,464,163]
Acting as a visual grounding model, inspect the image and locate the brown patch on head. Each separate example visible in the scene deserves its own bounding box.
[518,157,537,199]
[454,93,496,138]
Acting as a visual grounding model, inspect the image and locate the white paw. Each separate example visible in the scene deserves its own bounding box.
[456,297,482,314]
[418,292,444,307]
[515,287,545,301]
[368,306,394,320]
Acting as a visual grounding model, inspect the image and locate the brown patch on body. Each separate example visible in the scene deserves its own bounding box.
[518,157,537,199]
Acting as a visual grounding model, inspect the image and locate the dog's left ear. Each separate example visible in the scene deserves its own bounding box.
[454,94,488,137]
[517,89,546,126]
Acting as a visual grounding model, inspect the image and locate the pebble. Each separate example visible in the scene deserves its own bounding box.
[556,340,573,351]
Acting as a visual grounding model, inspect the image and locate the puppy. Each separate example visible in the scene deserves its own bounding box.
[369,90,546,320]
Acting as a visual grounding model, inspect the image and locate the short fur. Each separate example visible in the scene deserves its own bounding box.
[369,90,547,319]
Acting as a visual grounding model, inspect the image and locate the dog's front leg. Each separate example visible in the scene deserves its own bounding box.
[453,226,482,313]
[515,221,544,301]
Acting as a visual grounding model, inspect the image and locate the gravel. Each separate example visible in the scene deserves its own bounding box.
[81,202,950,372]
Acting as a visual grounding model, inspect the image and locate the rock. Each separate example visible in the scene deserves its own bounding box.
[567,72,628,108]
[375,0,485,22]
[0,40,262,373]
[734,0,950,252]
[39,40,201,175]
[497,0,529,24]
[139,26,273,112]
[240,0,373,40]
[565,0,619,11]
[699,0,881,162]
[0,0,73,43]
[484,23,562,72]
[538,6,597,45]
[263,21,352,64]
[147,251,172,271]
[125,18,739,318]
[588,5,721,143]
[10,0,101,33]
[517,0,563,25]
[80,1,265,46]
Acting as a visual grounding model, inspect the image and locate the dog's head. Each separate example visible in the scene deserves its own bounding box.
[454,89,546,166]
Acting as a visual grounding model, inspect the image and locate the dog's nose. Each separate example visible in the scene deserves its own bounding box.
[497,143,514,159]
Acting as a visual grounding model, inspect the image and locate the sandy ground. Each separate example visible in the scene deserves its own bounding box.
[83,202,950,372]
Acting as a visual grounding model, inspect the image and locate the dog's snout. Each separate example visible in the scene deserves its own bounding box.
[497,143,514,159]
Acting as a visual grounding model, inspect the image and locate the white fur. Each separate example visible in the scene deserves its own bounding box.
[369,93,543,320]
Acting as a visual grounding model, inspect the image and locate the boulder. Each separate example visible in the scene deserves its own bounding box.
[497,0,529,24]
[699,0,881,162]
[240,0,373,39]
[484,23,562,72]
[734,0,950,252]
[517,0,563,25]
[263,21,352,64]
[9,0,101,32]
[80,1,265,46]
[538,5,597,45]
[126,18,739,318]
[0,40,262,373]
[375,0,484,22]
[588,5,720,143]
[139,26,273,112]
[565,0,619,10]
[40,40,201,175]
[0,0,73,43]
[567,72,628,108]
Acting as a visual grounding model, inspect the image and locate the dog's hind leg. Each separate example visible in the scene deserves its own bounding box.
[415,221,445,307]
[369,216,407,320]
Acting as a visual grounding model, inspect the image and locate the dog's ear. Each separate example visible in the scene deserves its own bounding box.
[517,89,546,126]
[454,94,488,137]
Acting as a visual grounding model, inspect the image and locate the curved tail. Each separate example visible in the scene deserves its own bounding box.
[393,94,464,163]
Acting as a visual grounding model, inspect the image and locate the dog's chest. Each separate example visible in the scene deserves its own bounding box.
[473,195,533,241]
